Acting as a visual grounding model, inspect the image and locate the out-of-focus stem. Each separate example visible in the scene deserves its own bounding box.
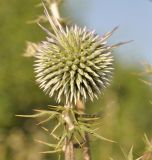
[76,100,91,160]
[49,0,61,19]
[142,152,152,160]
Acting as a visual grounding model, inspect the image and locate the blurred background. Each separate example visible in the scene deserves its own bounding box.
[0,0,152,159]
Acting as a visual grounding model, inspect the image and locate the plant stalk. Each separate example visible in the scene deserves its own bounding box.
[63,104,75,160]
[64,137,75,160]
[76,100,91,160]
[48,2,75,160]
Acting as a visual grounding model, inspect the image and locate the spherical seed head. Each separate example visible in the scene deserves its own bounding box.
[34,6,116,105]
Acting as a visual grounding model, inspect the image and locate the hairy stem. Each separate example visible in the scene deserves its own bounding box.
[64,137,75,160]
[62,105,75,160]
[76,100,91,160]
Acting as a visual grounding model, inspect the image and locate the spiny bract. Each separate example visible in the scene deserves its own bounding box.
[34,5,120,105]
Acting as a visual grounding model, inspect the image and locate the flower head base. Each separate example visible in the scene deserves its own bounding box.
[35,5,123,105]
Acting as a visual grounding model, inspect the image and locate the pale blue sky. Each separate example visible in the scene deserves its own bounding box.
[63,0,152,66]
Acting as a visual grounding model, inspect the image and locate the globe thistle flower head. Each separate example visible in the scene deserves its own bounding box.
[35,5,124,105]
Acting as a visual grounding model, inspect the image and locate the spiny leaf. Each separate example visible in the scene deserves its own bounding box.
[55,132,67,149]
[80,125,115,143]
[40,149,62,154]
[50,122,61,135]
[16,112,45,118]
[35,139,57,148]
[37,114,55,125]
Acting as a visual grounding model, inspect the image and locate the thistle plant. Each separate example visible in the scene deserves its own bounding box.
[20,1,129,160]
[35,9,116,105]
